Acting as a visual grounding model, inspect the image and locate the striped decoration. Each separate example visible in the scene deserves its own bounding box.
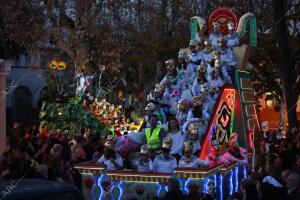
[76,168,105,174]
[220,163,238,175]
[175,165,222,178]
[108,175,170,183]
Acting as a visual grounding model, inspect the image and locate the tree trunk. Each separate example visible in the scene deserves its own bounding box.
[272,0,298,128]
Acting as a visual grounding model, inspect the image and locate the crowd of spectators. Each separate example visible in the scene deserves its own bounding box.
[1,121,299,199]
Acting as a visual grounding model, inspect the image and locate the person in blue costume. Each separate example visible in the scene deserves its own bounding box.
[187,40,202,86]
[147,83,167,125]
[200,40,213,64]
[185,95,209,137]
[209,21,222,50]
[177,49,190,92]
[176,99,189,130]
[184,123,202,155]
[192,64,210,96]
[208,58,226,88]
[218,37,237,83]
[153,137,177,173]
[178,141,210,167]
[224,21,239,49]
[161,59,181,91]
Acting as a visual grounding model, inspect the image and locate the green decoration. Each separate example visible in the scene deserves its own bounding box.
[190,19,197,40]
[39,102,107,137]
[249,17,257,47]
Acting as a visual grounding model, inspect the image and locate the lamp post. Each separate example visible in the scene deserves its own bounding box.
[0,60,11,154]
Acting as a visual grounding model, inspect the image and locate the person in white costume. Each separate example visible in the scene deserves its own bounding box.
[97,135,123,170]
[153,137,178,173]
[192,64,210,96]
[184,123,202,155]
[209,21,222,50]
[178,141,210,168]
[176,99,189,130]
[166,117,185,160]
[224,21,239,49]
[187,40,202,86]
[186,96,209,136]
[136,144,154,172]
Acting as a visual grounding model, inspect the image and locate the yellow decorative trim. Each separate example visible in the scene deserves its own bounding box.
[220,163,239,174]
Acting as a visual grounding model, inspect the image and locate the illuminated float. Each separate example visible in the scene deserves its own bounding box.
[75,8,259,200]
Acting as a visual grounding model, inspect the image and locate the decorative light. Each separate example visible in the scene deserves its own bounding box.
[234,166,239,193]
[49,60,58,70]
[118,181,123,200]
[57,61,67,71]
[229,170,233,195]
[265,93,274,108]
[48,60,67,71]
[218,174,223,200]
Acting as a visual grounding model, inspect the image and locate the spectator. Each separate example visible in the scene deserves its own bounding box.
[163,177,185,200]
[97,135,123,170]
[144,115,167,154]
[137,144,153,172]
[285,173,300,200]
[240,179,260,200]
[280,140,296,170]
[166,117,184,160]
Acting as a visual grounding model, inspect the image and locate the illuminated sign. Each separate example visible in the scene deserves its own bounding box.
[200,88,235,159]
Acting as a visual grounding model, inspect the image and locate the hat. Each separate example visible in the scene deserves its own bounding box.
[204,40,210,46]
[197,64,207,72]
[262,176,283,188]
[104,135,117,149]
[188,123,198,136]
[261,121,269,128]
[140,144,151,154]
[171,89,180,97]
[154,83,165,94]
[189,40,198,47]
[162,137,173,149]
[165,59,175,69]
[218,37,227,46]
[51,144,63,154]
[193,95,204,106]
[227,21,235,30]
[212,21,220,28]
[189,128,198,135]
[145,102,156,111]
[183,141,194,152]
[212,51,220,60]
[214,59,221,68]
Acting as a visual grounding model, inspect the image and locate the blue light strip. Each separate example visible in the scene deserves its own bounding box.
[229,170,233,196]
[202,178,208,193]
[157,183,162,197]
[97,174,105,200]
[213,174,217,193]
[117,181,123,200]
[243,165,247,179]
[234,166,239,193]
[184,178,191,193]
[219,174,223,200]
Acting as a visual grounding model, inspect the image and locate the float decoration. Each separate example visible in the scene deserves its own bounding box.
[208,8,238,35]
[48,59,67,71]
[205,8,257,47]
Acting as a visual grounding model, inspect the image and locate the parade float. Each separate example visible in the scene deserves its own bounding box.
[74,8,260,200]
